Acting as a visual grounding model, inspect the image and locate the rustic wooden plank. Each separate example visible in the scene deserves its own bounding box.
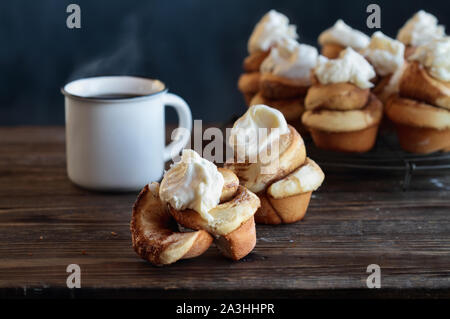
[0,126,449,298]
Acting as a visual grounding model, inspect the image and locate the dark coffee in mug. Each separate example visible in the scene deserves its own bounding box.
[88,93,146,99]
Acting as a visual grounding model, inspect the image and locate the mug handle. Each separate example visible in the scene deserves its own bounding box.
[163,93,192,161]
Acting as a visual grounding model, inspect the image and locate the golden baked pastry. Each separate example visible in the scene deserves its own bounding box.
[303,47,381,152]
[305,83,370,111]
[385,95,450,153]
[169,168,260,261]
[399,62,450,110]
[131,183,213,266]
[257,158,324,224]
[371,75,393,102]
[243,50,270,72]
[321,43,345,59]
[238,72,261,105]
[226,125,306,193]
[225,124,324,224]
[218,167,240,202]
[302,94,383,152]
[239,50,270,104]
[259,73,310,99]
[386,37,450,153]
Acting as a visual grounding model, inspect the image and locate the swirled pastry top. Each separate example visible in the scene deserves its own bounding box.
[397,10,446,47]
[318,19,370,50]
[260,38,319,83]
[314,48,376,89]
[409,37,450,82]
[248,10,298,54]
[159,149,224,222]
[386,96,450,130]
[302,94,383,132]
[363,31,405,76]
[268,158,324,198]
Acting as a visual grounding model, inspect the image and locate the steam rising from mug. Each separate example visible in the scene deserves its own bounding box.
[68,16,142,81]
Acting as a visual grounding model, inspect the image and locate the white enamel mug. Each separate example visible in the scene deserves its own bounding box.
[62,76,192,191]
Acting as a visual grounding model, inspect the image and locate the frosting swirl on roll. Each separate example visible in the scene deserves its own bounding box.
[409,37,450,82]
[229,104,289,160]
[397,10,446,47]
[363,31,405,76]
[248,10,298,54]
[314,48,376,89]
[260,38,319,83]
[159,149,224,222]
[318,19,370,50]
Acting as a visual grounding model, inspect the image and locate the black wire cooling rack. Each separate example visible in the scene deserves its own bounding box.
[221,116,450,191]
[305,133,450,190]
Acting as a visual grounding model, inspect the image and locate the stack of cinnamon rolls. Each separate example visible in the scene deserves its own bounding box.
[238,10,449,154]
[131,105,325,265]
[129,9,449,267]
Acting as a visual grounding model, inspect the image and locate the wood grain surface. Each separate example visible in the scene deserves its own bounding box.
[0,126,449,298]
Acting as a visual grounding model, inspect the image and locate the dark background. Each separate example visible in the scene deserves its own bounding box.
[0,0,448,125]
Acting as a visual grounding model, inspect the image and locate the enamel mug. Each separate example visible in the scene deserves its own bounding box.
[62,76,192,191]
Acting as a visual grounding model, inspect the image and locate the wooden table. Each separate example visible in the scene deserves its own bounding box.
[0,126,449,298]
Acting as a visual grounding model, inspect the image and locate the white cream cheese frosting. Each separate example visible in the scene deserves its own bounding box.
[318,19,370,50]
[229,104,289,160]
[248,10,298,54]
[409,37,450,82]
[260,38,319,83]
[397,10,446,47]
[314,48,376,89]
[363,31,405,76]
[159,149,224,222]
